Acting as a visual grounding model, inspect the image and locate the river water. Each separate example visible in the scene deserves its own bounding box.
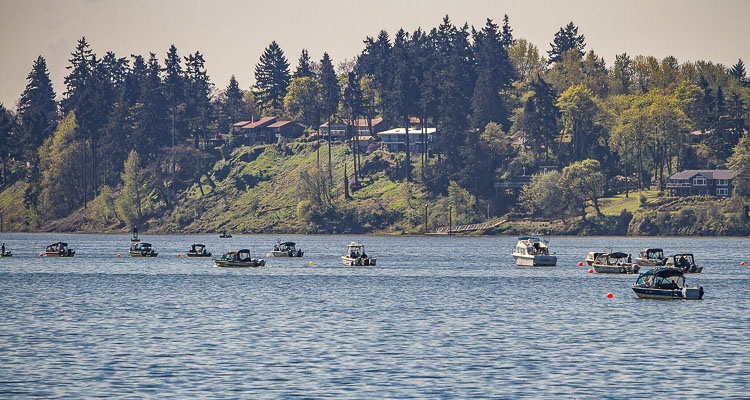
[0,233,748,398]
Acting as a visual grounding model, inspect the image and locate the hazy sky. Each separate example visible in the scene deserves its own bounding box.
[1,0,748,109]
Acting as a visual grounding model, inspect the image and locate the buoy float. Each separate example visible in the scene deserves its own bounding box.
[578,262,583,266]
[117,254,121,258]
[606,293,613,298]
[741,261,745,266]
[588,269,593,274]
[39,253,44,257]
[308,261,314,266]
[177,254,181,258]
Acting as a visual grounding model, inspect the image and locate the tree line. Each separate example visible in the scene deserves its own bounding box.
[0,16,748,228]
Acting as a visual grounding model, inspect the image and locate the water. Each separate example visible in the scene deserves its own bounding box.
[0,233,748,398]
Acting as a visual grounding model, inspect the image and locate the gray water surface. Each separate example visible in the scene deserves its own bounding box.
[1,233,748,398]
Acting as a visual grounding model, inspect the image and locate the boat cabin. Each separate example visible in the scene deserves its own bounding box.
[635,268,685,290]
[274,242,297,252]
[187,244,210,256]
[46,242,75,256]
[665,253,702,273]
[220,249,254,262]
[346,242,368,258]
[639,248,664,260]
[595,252,632,266]
[515,237,550,256]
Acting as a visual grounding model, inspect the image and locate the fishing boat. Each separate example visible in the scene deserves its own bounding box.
[271,241,304,257]
[635,248,667,266]
[1,242,10,257]
[219,231,233,238]
[591,252,639,274]
[585,251,606,266]
[511,237,557,267]
[213,249,265,268]
[341,242,376,266]
[129,242,158,257]
[664,253,703,273]
[45,242,75,257]
[186,244,212,257]
[632,268,704,300]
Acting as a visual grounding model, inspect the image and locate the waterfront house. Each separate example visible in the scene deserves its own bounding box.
[377,127,436,153]
[666,170,737,197]
[268,120,306,142]
[241,116,277,145]
[318,117,385,141]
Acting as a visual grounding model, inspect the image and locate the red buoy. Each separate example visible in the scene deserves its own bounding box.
[177,254,181,258]
[607,293,613,298]
[588,269,593,274]
[117,254,121,258]
[742,262,746,266]
[39,253,44,257]
[578,262,583,266]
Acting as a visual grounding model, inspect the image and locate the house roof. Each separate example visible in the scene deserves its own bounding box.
[246,116,276,128]
[669,170,738,180]
[320,117,385,128]
[233,120,253,127]
[377,127,436,135]
[268,120,294,128]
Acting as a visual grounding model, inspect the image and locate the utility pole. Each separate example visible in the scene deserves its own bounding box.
[423,204,428,234]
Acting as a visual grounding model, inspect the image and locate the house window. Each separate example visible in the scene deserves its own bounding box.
[716,179,728,186]
[693,177,707,186]
[717,188,729,196]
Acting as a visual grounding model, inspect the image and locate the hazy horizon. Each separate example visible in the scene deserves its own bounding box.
[1,0,749,109]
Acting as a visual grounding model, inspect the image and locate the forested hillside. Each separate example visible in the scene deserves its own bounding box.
[0,16,748,235]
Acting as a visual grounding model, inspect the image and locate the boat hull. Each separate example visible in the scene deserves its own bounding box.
[341,256,376,266]
[632,286,704,300]
[0,251,11,257]
[634,258,666,267]
[45,250,75,257]
[129,251,158,257]
[272,250,304,257]
[593,264,640,274]
[214,259,265,268]
[513,254,557,267]
[186,252,212,257]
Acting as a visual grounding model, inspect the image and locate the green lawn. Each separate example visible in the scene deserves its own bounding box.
[595,190,660,216]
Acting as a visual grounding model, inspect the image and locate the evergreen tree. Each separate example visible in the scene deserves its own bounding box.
[513,76,559,162]
[293,49,313,79]
[254,41,291,111]
[318,52,339,180]
[218,75,246,132]
[547,22,586,64]
[183,51,214,145]
[500,14,513,47]
[470,18,514,131]
[390,29,419,182]
[62,37,94,114]
[16,56,58,158]
[611,53,633,95]
[0,103,15,184]
[730,59,747,86]
[342,72,364,184]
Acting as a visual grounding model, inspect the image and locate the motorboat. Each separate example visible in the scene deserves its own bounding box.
[632,268,704,300]
[186,244,212,257]
[635,248,666,266]
[585,251,606,266]
[129,242,158,257]
[341,242,376,266]
[219,231,232,238]
[664,253,703,273]
[591,252,639,274]
[45,242,75,257]
[1,243,10,257]
[214,249,265,268]
[271,241,304,257]
[511,237,557,267]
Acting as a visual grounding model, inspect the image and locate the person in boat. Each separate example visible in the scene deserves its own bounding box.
[1,243,4,254]
[678,255,688,268]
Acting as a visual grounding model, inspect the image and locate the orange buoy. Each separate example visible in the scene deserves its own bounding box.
[578,262,583,266]
[606,293,613,298]
[588,269,593,274]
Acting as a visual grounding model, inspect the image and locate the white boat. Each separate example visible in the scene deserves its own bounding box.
[341,242,376,266]
[512,237,557,267]
[585,251,606,266]
[271,241,304,257]
[635,248,666,266]
[591,252,639,274]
